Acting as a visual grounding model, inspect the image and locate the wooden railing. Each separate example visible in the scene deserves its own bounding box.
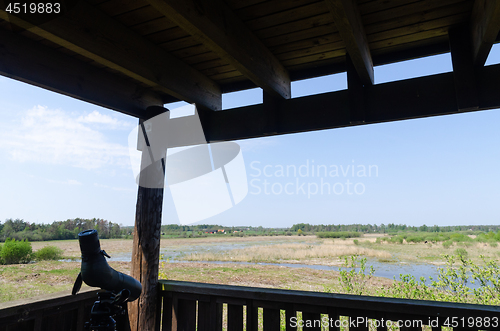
[158,280,500,331]
[2,281,500,331]
[0,288,99,331]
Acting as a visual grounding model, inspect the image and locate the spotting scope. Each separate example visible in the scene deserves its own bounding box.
[72,229,141,301]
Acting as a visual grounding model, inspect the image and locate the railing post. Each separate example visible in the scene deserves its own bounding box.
[227,304,243,331]
[263,308,280,331]
[302,312,322,331]
[285,304,296,331]
[176,299,196,331]
[246,301,258,331]
[160,294,173,331]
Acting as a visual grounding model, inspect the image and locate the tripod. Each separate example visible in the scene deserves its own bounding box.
[85,290,129,331]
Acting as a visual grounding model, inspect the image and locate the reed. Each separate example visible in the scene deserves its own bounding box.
[184,240,391,263]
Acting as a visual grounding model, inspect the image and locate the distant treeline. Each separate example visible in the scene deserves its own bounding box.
[291,223,500,234]
[0,218,123,242]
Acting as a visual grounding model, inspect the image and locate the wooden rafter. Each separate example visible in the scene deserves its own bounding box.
[471,0,500,66]
[0,2,222,110]
[144,0,291,99]
[0,28,162,118]
[325,0,374,85]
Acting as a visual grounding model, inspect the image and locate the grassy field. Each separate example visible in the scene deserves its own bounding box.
[2,234,500,303]
[0,259,394,303]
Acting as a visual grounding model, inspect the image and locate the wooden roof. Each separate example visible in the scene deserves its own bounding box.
[1,0,500,142]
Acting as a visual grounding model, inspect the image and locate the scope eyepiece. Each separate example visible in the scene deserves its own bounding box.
[78,229,102,257]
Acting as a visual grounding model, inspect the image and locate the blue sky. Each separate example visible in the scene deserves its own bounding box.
[1,45,500,228]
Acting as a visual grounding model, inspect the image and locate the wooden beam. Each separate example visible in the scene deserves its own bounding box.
[0,1,222,110]
[199,64,500,144]
[449,25,479,112]
[471,0,500,66]
[0,28,162,118]
[144,0,291,99]
[346,53,366,124]
[325,0,374,85]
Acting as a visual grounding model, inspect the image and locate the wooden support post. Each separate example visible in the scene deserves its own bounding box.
[449,25,479,112]
[128,107,168,331]
[346,53,367,124]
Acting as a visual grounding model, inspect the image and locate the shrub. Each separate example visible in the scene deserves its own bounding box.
[0,238,32,264]
[455,248,468,259]
[443,240,453,249]
[34,246,64,261]
[316,231,362,239]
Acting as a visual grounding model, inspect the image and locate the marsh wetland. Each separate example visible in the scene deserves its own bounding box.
[2,234,500,304]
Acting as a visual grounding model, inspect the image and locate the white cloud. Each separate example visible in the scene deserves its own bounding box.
[78,110,133,129]
[94,183,134,192]
[47,178,83,185]
[0,105,132,170]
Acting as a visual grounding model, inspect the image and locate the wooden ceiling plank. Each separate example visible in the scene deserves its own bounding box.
[370,36,450,60]
[194,58,232,71]
[0,1,222,110]
[471,0,500,66]
[160,36,201,52]
[361,0,465,26]
[281,48,346,66]
[245,2,329,31]
[255,13,334,40]
[200,64,236,77]
[358,0,421,16]
[236,0,321,22]
[269,33,342,55]
[147,27,191,45]
[98,0,149,17]
[367,13,471,44]
[113,5,165,27]
[0,28,162,118]
[170,44,214,60]
[370,28,451,51]
[326,0,374,85]
[365,1,473,36]
[264,24,339,48]
[225,0,267,11]
[182,52,221,66]
[210,71,244,82]
[276,41,344,61]
[146,0,291,99]
[129,17,177,35]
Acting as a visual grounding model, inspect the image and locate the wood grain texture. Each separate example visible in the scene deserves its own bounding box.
[158,280,500,331]
[325,0,374,85]
[0,1,222,110]
[0,29,163,118]
[128,123,166,331]
[471,0,500,66]
[145,0,291,99]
